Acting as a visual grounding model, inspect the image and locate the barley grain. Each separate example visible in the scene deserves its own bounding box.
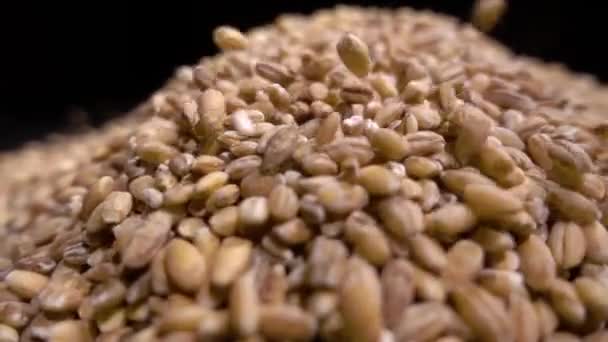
[213,26,248,51]
[337,33,372,78]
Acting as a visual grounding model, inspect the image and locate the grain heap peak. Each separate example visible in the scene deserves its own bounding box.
[1,5,608,342]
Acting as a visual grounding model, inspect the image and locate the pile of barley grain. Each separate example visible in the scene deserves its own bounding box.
[2,5,608,342]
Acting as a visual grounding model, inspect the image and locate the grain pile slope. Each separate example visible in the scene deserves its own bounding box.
[1,6,608,342]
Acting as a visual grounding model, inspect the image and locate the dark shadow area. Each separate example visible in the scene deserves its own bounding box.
[1,0,606,150]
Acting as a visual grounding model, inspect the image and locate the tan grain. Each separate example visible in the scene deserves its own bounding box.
[337,33,372,77]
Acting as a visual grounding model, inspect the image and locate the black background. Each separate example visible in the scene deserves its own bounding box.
[1,0,606,150]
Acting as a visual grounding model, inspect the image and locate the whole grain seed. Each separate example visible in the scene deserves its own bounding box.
[404,156,442,179]
[548,278,586,326]
[341,85,375,104]
[399,177,423,199]
[255,62,294,86]
[142,188,163,209]
[300,153,338,175]
[393,302,453,342]
[337,33,372,78]
[209,206,239,237]
[357,165,400,196]
[408,234,447,273]
[344,212,391,266]
[238,196,269,229]
[409,101,441,130]
[239,172,277,198]
[128,175,156,202]
[299,195,326,225]
[575,277,608,321]
[156,164,178,191]
[191,155,225,175]
[451,284,514,342]
[317,181,369,215]
[85,278,127,318]
[262,232,294,261]
[164,184,194,206]
[5,270,49,300]
[96,307,126,333]
[0,324,18,342]
[212,237,252,288]
[230,270,259,336]
[231,110,256,137]
[403,78,433,102]
[307,237,348,289]
[411,262,446,302]
[80,176,115,220]
[426,203,477,237]
[268,184,299,221]
[479,141,525,187]
[323,136,375,165]
[443,240,484,281]
[262,126,298,173]
[135,141,178,164]
[213,26,248,51]
[159,304,205,333]
[472,226,515,253]
[112,215,145,253]
[197,309,230,340]
[464,183,523,219]
[306,291,337,320]
[582,221,608,264]
[258,263,288,305]
[381,259,415,329]
[548,221,586,269]
[165,239,206,294]
[404,131,445,157]
[494,210,537,237]
[579,173,606,200]
[0,301,34,329]
[318,222,342,239]
[206,184,240,212]
[478,269,527,299]
[369,128,409,161]
[340,257,383,342]
[169,153,194,177]
[420,179,441,212]
[548,185,600,224]
[535,300,559,338]
[49,320,93,342]
[374,103,404,129]
[493,250,521,271]
[309,82,329,101]
[122,210,173,268]
[85,202,108,233]
[518,234,557,291]
[193,227,220,265]
[272,218,312,245]
[316,112,341,145]
[472,0,507,32]
[440,169,496,197]
[377,196,424,239]
[226,156,262,181]
[259,304,317,341]
[38,268,91,313]
[509,294,540,342]
[310,101,334,118]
